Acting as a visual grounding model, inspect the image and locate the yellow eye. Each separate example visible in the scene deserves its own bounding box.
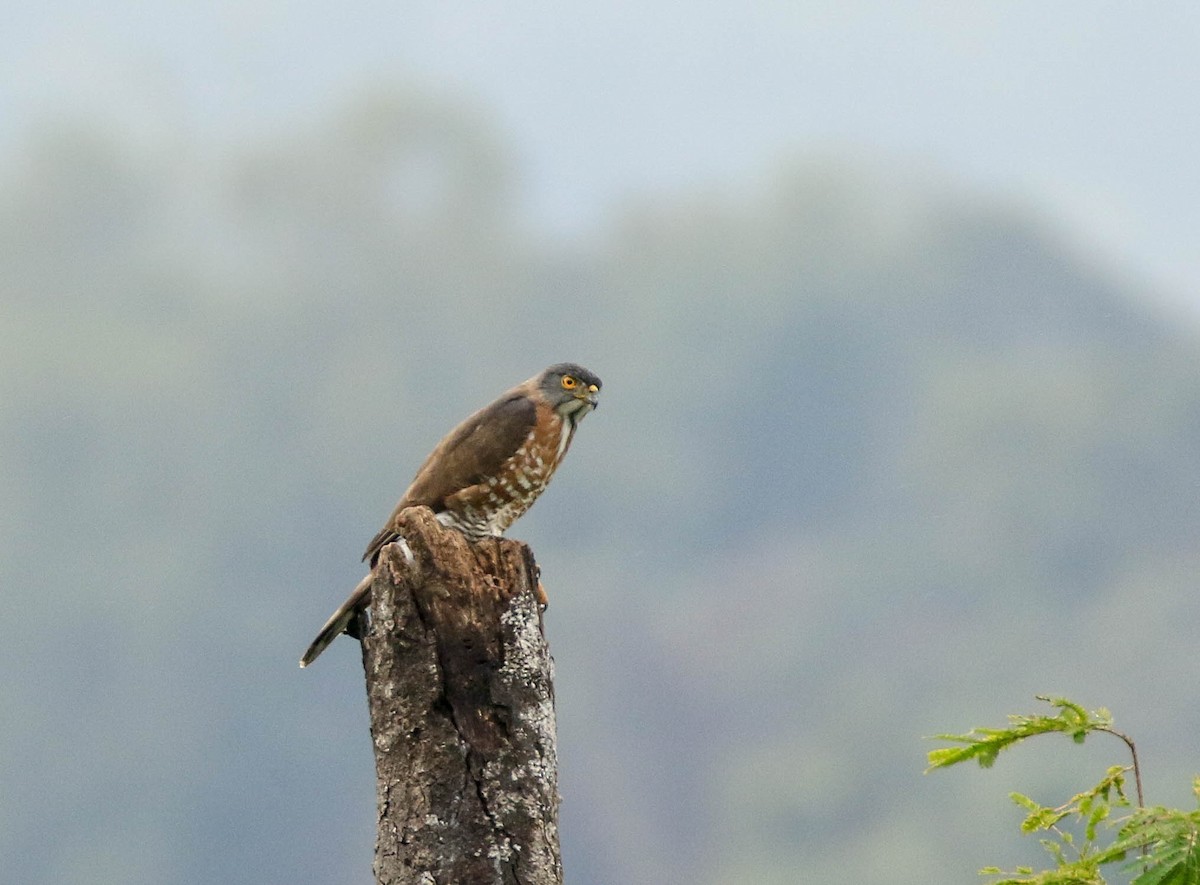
[588,384,599,393]
[561,376,577,389]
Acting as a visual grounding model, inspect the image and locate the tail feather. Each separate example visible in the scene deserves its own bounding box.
[299,573,373,668]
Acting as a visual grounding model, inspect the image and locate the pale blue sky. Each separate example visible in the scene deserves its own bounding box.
[4,2,1198,299]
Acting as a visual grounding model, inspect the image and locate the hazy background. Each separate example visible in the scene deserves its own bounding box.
[4,4,1200,884]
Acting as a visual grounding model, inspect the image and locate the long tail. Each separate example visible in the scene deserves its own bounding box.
[299,573,373,668]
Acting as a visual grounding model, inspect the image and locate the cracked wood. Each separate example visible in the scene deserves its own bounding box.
[360,506,562,885]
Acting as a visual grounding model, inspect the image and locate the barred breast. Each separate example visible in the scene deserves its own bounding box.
[439,405,576,540]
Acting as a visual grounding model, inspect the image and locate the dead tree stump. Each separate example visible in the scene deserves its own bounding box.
[360,506,562,885]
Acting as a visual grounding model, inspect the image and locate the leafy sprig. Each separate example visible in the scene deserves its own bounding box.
[928,697,1199,885]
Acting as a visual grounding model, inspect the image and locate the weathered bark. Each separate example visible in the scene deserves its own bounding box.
[361,506,562,885]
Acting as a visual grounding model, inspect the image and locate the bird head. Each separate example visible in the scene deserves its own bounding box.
[540,363,601,419]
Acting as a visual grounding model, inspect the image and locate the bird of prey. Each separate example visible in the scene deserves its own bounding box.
[300,362,602,667]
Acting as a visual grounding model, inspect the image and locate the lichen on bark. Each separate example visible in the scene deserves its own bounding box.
[360,506,562,885]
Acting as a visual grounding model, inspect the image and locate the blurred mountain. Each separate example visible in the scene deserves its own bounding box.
[3,89,1199,885]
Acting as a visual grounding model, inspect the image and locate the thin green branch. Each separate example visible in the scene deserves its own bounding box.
[1095,726,1144,809]
[925,696,1200,885]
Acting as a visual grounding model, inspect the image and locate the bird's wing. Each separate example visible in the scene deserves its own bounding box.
[362,391,538,564]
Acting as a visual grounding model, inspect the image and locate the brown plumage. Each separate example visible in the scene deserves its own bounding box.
[300,363,601,667]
